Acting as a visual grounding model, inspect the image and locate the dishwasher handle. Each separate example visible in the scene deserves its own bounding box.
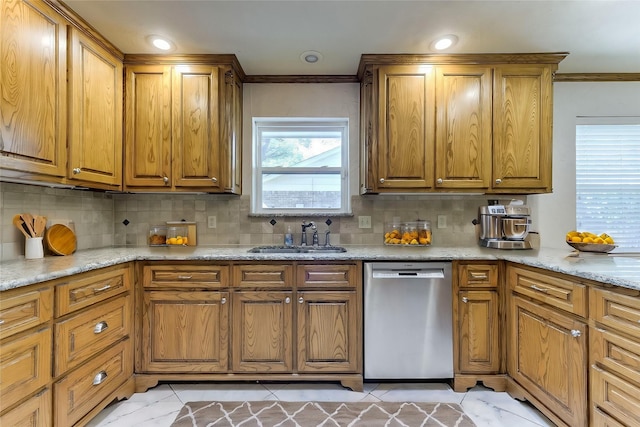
[372,269,445,279]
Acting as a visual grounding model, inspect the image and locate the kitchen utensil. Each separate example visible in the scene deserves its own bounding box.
[20,213,36,237]
[566,241,617,253]
[44,224,77,255]
[33,215,47,237]
[13,214,31,238]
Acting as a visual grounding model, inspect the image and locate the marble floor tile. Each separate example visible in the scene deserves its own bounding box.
[86,382,554,427]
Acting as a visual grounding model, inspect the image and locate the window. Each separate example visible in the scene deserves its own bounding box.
[252,118,349,215]
[576,118,640,249]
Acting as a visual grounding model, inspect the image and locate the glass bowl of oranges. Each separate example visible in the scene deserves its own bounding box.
[566,230,617,253]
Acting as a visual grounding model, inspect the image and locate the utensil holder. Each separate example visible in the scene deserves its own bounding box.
[25,237,44,259]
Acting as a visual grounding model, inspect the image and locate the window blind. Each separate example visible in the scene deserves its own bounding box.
[576,122,640,249]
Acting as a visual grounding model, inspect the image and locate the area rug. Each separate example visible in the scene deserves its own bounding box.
[170,401,477,426]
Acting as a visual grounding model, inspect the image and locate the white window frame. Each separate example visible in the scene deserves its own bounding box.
[576,116,640,250]
[251,117,350,215]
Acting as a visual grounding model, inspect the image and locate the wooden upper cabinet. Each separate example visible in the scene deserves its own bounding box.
[376,64,436,190]
[68,28,123,188]
[435,66,492,189]
[0,0,67,179]
[493,65,553,192]
[172,65,221,189]
[124,65,172,187]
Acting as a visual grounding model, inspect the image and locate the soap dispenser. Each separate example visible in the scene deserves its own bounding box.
[284,226,293,246]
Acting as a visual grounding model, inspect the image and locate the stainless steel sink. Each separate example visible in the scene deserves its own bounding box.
[248,245,347,254]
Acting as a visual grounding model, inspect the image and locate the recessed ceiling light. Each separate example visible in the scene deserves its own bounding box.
[300,50,323,64]
[431,35,458,51]
[146,35,174,51]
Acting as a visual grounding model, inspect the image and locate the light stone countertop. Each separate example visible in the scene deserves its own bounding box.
[1,245,639,292]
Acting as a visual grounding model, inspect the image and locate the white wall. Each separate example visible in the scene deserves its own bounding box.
[242,83,360,197]
[529,82,640,249]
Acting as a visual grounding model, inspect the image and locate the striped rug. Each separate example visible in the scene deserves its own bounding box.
[171,400,476,426]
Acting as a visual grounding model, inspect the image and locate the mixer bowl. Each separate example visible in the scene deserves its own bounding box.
[501,217,530,240]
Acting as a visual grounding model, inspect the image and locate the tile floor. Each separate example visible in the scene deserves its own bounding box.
[86,381,555,427]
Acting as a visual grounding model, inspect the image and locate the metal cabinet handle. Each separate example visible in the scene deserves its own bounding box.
[530,284,549,293]
[163,176,169,184]
[436,178,443,184]
[221,297,227,305]
[92,371,108,386]
[0,319,4,325]
[298,297,304,304]
[177,275,193,280]
[470,272,488,280]
[379,178,385,183]
[93,284,111,293]
[72,167,81,174]
[495,178,502,185]
[211,177,218,183]
[285,297,291,304]
[93,321,109,334]
[462,297,469,303]
[571,330,582,338]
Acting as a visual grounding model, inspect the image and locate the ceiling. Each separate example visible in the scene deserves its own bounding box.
[62,0,640,76]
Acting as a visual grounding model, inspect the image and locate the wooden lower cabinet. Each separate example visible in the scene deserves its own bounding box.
[458,290,500,373]
[0,388,51,427]
[297,290,358,373]
[232,291,293,372]
[142,290,229,372]
[508,293,587,427]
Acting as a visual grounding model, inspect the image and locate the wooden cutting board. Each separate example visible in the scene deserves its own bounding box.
[45,224,77,255]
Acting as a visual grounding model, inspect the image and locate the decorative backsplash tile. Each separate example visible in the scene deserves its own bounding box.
[2,182,511,261]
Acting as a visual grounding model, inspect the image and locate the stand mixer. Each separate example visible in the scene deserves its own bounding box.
[473,201,532,249]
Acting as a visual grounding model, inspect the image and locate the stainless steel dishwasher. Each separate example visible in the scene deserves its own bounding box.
[364,262,453,379]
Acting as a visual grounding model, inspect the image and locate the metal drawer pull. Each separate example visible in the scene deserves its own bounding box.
[94,321,109,334]
[571,330,582,338]
[93,285,112,293]
[0,319,4,325]
[462,297,469,303]
[178,275,193,280]
[470,272,488,280]
[285,297,291,304]
[530,284,549,293]
[298,297,304,304]
[221,297,227,305]
[92,371,108,385]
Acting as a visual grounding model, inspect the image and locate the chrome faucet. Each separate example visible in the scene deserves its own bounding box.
[324,230,331,247]
[300,221,316,246]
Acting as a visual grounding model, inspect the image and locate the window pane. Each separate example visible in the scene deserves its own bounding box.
[262,173,341,209]
[576,123,640,249]
[261,135,342,167]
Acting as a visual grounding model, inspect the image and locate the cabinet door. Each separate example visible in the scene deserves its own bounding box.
[68,28,123,187]
[458,290,500,373]
[435,66,492,189]
[508,294,587,427]
[493,65,552,191]
[172,65,222,190]
[232,291,293,372]
[220,68,242,194]
[142,291,229,372]
[376,65,435,190]
[0,0,67,178]
[124,65,172,188]
[297,291,358,373]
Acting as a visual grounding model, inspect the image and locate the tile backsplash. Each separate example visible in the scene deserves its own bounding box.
[2,183,507,261]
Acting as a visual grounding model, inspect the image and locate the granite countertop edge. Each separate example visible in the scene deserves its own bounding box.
[2,245,639,292]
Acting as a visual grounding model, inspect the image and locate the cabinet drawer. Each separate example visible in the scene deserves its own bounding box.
[54,295,131,376]
[54,338,132,427]
[233,264,294,288]
[591,327,640,387]
[143,264,229,288]
[297,264,358,288]
[0,286,52,340]
[592,366,640,427]
[592,407,626,427]
[508,266,587,317]
[458,263,498,288]
[0,328,51,410]
[0,388,51,427]
[591,287,640,340]
[56,264,131,316]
